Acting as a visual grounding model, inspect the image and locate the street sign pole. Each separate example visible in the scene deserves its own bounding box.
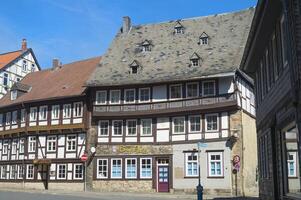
[84,161,87,192]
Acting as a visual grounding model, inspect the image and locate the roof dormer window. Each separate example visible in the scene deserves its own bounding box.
[190,53,201,67]
[129,60,140,74]
[142,40,152,52]
[199,32,209,45]
[174,21,184,34]
[11,90,17,100]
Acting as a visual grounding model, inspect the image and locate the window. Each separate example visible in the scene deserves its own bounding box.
[97,159,108,179]
[51,105,60,119]
[141,119,152,135]
[67,135,76,151]
[5,112,11,125]
[22,60,27,71]
[189,115,201,132]
[26,165,34,179]
[126,158,137,178]
[124,89,135,103]
[1,166,7,179]
[139,88,150,102]
[99,120,109,136]
[280,15,287,67]
[208,152,223,177]
[170,84,182,99]
[47,136,56,152]
[63,104,71,118]
[31,64,35,72]
[110,90,120,104]
[0,114,3,127]
[21,109,26,123]
[18,165,24,179]
[205,114,218,132]
[126,120,137,136]
[131,66,138,74]
[11,139,17,154]
[39,106,48,120]
[28,136,36,152]
[187,82,199,98]
[3,140,8,154]
[174,21,184,34]
[111,159,122,178]
[12,111,17,124]
[112,120,123,136]
[96,91,107,105]
[140,158,152,178]
[287,152,297,177]
[74,164,83,179]
[19,138,25,154]
[73,102,83,117]
[272,34,279,81]
[185,152,198,177]
[29,107,37,121]
[202,81,215,96]
[11,90,17,100]
[3,73,8,86]
[10,165,17,179]
[200,37,208,45]
[173,117,185,134]
[191,59,199,66]
[142,44,151,52]
[57,164,66,179]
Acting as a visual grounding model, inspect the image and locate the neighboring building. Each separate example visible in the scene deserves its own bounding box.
[0,57,100,190]
[86,9,258,197]
[241,0,301,199]
[0,39,40,99]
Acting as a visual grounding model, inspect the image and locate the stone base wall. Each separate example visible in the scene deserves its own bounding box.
[0,182,83,191]
[93,180,153,192]
[173,188,232,196]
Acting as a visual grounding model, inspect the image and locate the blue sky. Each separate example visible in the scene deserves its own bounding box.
[0,0,257,69]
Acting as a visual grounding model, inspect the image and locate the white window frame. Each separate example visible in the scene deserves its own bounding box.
[126,119,137,136]
[140,119,152,136]
[140,158,152,179]
[11,90,17,100]
[169,84,182,100]
[39,106,48,121]
[188,115,201,133]
[5,112,11,126]
[3,140,8,154]
[205,114,219,132]
[0,165,7,179]
[10,165,17,179]
[63,104,71,119]
[125,158,137,179]
[98,120,109,136]
[124,89,136,104]
[172,116,185,134]
[73,164,83,180]
[57,164,67,179]
[18,165,24,179]
[186,82,199,98]
[22,60,27,72]
[66,135,76,152]
[202,80,216,96]
[19,138,25,154]
[20,109,26,123]
[51,105,60,120]
[112,120,123,136]
[11,111,17,125]
[200,37,208,45]
[47,136,56,152]
[287,151,297,177]
[110,90,121,104]
[185,152,199,177]
[191,59,199,66]
[11,139,18,155]
[3,73,9,86]
[139,88,150,103]
[28,136,36,153]
[97,159,108,179]
[29,107,37,121]
[73,102,83,117]
[0,114,3,127]
[96,90,107,105]
[111,158,122,179]
[207,152,224,177]
[26,164,34,179]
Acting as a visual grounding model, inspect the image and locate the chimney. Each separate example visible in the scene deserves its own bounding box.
[52,58,60,69]
[21,39,27,51]
[122,16,131,33]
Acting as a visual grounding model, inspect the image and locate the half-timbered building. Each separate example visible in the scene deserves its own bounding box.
[0,57,100,190]
[241,0,301,199]
[86,8,258,197]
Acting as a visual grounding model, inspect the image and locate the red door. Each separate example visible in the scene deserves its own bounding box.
[158,166,169,192]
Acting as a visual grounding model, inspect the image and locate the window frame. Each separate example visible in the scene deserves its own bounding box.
[140,119,152,136]
[125,158,137,179]
[57,164,67,180]
[185,152,199,177]
[63,104,72,119]
[26,164,34,179]
[74,164,83,180]
[51,105,60,120]
[188,115,201,133]
[11,111,17,125]
[280,15,288,67]
[140,158,152,179]
[287,151,297,178]
[95,90,107,105]
[111,158,122,179]
[139,88,151,103]
[73,102,83,118]
[39,105,48,121]
[202,80,216,96]
[66,135,76,152]
[124,89,136,104]
[172,116,185,134]
[28,136,36,153]
[169,84,182,100]
[47,136,57,152]
[3,73,9,86]
[97,159,108,179]
[205,113,219,132]
[98,120,109,136]
[110,90,121,104]
[5,112,11,126]
[126,119,137,136]
[29,107,37,121]
[186,82,199,98]
[112,120,123,136]
[207,151,224,177]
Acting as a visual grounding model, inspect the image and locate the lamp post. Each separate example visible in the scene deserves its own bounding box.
[196,142,205,200]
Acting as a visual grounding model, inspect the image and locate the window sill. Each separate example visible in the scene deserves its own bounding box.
[184,176,199,179]
[207,176,224,179]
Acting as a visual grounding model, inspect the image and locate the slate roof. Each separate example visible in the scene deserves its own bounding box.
[87,8,255,87]
[0,56,100,108]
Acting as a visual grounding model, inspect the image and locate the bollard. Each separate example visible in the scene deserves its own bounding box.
[196,183,203,200]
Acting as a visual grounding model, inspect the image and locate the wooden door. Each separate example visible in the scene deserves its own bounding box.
[157,166,169,192]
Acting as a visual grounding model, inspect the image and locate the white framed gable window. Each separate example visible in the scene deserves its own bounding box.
[141,119,152,135]
[63,104,71,119]
[96,90,107,105]
[12,111,17,125]
[57,164,66,179]
[202,81,215,96]
[170,84,182,99]
[110,90,121,104]
[126,119,137,136]
[185,152,198,177]
[22,60,27,71]
[189,115,201,133]
[111,158,122,179]
[73,102,83,117]
[29,107,37,121]
[11,90,17,100]
[125,158,137,179]
[186,82,199,98]
[139,88,150,102]
[112,120,123,136]
[288,151,297,177]
[99,120,109,136]
[208,152,223,177]
[124,89,135,103]
[39,106,48,121]
[205,114,218,132]
[3,73,9,86]
[173,117,185,134]
[97,159,108,179]
[51,105,60,120]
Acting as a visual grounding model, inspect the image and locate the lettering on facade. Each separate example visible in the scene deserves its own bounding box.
[117,145,149,154]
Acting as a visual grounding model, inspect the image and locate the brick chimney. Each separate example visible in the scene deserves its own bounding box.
[52,58,61,69]
[122,16,131,33]
[21,39,27,51]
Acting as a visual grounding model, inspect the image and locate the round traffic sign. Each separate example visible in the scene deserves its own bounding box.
[81,153,88,162]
